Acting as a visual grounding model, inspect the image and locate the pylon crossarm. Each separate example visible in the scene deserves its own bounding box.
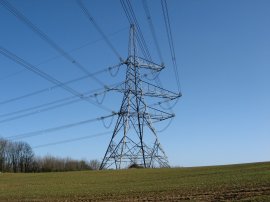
[108,62,125,73]
[108,89,180,100]
[125,56,164,71]
[149,113,174,122]
[140,80,181,98]
[114,111,174,122]
[104,81,125,91]
[141,92,180,99]
[145,106,175,122]
[146,97,179,108]
[108,80,181,100]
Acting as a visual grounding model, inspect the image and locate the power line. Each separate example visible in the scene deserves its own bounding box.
[0,26,127,82]
[0,71,156,123]
[142,0,164,64]
[34,26,127,67]
[0,99,80,124]
[0,47,114,113]
[120,0,152,61]
[0,82,123,119]
[2,96,75,117]
[126,0,152,60]
[128,0,180,112]
[120,0,171,109]
[6,114,115,140]
[0,73,98,105]
[0,0,106,86]
[0,63,122,106]
[32,131,112,149]
[120,0,149,59]
[120,0,167,90]
[120,0,179,113]
[161,0,181,93]
[76,0,123,62]
[0,82,123,123]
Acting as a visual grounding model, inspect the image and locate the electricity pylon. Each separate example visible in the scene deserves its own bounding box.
[100,24,180,169]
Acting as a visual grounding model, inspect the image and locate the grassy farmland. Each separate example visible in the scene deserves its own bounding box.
[0,162,270,201]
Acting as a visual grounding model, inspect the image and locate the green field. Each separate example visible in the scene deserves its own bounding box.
[0,162,270,201]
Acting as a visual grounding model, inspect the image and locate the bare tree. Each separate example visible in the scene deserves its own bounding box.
[89,159,101,170]
[19,142,34,172]
[0,137,100,173]
[0,138,7,172]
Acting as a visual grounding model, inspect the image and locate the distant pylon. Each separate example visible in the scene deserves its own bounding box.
[100,24,180,169]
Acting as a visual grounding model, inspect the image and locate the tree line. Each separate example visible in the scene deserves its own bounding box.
[0,138,100,173]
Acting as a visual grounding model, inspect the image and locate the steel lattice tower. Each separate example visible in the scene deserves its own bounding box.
[100,24,180,169]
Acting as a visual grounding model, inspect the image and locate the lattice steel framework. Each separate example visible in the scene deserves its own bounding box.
[100,24,180,169]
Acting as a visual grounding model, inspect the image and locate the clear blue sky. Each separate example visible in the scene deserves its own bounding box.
[0,0,269,167]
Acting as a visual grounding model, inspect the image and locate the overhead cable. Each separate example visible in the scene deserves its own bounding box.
[0,26,127,82]
[120,0,177,113]
[76,0,123,62]
[0,81,123,120]
[161,0,181,93]
[6,114,116,140]
[0,0,105,86]
[120,0,152,61]
[0,62,123,106]
[33,131,112,149]
[142,0,164,64]
[0,47,114,113]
